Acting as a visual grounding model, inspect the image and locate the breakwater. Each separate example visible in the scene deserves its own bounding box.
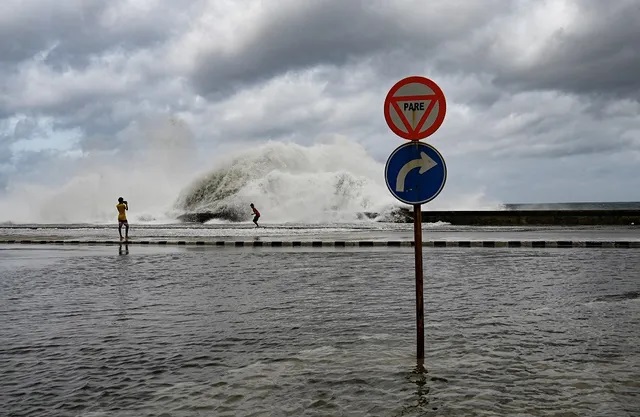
[414,209,640,226]
[177,209,640,225]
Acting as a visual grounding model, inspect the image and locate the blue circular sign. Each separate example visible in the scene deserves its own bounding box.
[384,142,447,205]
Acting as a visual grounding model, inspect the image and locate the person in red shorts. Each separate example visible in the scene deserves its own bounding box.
[250,203,260,228]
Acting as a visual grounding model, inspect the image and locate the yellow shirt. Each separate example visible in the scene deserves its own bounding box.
[116,203,127,221]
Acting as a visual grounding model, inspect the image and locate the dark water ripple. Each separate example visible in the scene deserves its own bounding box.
[1,247,639,416]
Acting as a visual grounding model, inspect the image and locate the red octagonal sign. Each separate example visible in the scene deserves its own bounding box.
[384,76,446,141]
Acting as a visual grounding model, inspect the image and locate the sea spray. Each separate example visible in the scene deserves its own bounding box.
[174,139,399,223]
[0,116,200,224]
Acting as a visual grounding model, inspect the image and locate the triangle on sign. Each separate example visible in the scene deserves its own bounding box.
[390,94,438,134]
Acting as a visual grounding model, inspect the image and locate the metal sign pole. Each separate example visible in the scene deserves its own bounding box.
[384,75,447,365]
[413,203,424,361]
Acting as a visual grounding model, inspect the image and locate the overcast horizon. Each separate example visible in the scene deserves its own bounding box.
[1,0,640,208]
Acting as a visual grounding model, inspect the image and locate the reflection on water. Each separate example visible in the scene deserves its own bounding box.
[118,242,129,255]
[0,247,638,416]
[400,361,434,415]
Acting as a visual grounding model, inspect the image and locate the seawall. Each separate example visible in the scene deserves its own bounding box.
[178,209,640,225]
[412,209,640,226]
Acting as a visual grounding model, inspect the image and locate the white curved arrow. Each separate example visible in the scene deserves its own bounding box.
[395,151,437,192]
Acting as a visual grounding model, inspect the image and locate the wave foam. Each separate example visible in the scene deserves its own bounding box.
[175,139,399,223]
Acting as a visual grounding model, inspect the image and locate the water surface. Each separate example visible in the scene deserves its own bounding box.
[1,245,639,416]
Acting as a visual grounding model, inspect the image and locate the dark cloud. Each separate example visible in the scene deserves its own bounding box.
[0,0,185,68]
[492,0,640,99]
[0,1,196,123]
[191,0,502,95]
[189,0,640,101]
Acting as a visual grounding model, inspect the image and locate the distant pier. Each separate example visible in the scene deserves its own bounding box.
[411,209,640,226]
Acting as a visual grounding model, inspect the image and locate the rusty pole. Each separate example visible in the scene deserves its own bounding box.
[413,203,424,361]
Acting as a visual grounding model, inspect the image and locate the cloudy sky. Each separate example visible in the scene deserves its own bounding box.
[1,0,639,210]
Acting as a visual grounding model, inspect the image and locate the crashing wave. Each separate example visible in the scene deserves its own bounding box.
[174,140,400,223]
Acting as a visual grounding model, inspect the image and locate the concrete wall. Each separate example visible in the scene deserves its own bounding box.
[178,209,640,225]
[413,210,640,225]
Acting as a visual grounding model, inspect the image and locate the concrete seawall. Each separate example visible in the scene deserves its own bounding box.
[178,209,640,225]
[399,209,640,225]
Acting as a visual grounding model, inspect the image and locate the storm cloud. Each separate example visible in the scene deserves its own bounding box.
[0,0,638,205]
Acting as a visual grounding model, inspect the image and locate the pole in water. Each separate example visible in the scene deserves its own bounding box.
[414,203,424,361]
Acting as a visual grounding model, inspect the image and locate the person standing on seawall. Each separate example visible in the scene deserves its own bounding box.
[116,197,129,241]
[250,203,260,228]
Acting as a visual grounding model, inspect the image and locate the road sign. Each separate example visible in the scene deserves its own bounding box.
[384,76,446,141]
[385,141,446,205]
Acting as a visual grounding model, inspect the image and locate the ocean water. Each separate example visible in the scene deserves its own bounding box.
[1,244,639,417]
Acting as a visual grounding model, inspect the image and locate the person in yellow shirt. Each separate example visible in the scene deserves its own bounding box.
[116,197,129,241]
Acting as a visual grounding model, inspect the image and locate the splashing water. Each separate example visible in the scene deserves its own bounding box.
[0,117,198,224]
[175,139,399,223]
